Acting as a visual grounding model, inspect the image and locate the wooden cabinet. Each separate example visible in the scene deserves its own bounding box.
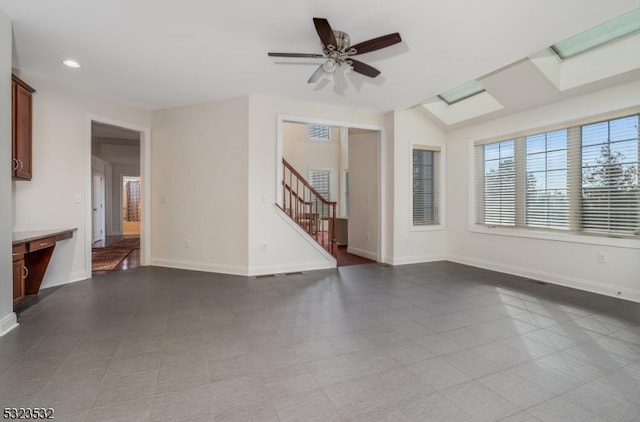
[12,229,76,308]
[11,74,36,181]
[12,244,26,307]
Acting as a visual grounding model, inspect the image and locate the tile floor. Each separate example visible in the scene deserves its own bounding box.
[1,261,639,421]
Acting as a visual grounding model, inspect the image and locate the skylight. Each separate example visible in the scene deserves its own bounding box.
[438,80,485,105]
[551,8,640,60]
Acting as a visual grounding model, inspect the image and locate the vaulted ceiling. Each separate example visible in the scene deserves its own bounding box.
[1,0,639,122]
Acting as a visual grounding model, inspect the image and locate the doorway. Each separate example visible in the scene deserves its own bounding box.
[122,176,141,235]
[91,166,105,243]
[278,117,385,265]
[89,119,146,273]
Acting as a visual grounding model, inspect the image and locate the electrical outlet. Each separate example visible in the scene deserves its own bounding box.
[597,251,607,263]
[185,239,191,248]
[261,242,268,251]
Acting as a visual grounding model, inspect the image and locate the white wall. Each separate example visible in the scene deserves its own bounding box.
[247,96,386,274]
[0,8,16,336]
[282,122,340,209]
[348,131,380,260]
[12,72,150,287]
[391,108,447,264]
[151,97,250,274]
[446,79,640,302]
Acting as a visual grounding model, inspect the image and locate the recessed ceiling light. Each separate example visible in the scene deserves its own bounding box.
[62,59,82,68]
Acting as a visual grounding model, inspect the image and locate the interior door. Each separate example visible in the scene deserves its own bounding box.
[92,167,105,243]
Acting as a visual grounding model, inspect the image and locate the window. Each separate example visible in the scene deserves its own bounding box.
[308,124,331,141]
[550,8,640,59]
[309,169,330,217]
[581,116,640,234]
[413,146,440,225]
[475,112,640,238]
[438,80,485,105]
[526,130,568,228]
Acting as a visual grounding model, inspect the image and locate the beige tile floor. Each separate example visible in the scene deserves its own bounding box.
[1,262,639,421]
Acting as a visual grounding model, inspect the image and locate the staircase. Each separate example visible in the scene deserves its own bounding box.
[280,158,337,257]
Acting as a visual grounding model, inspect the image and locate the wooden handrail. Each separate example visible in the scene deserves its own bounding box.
[282,158,337,257]
[283,158,337,206]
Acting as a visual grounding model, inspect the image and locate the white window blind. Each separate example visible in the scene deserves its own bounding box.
[308,125,331,141]
[581,115,640,235]
[475,112,640,238]
[526,130,569,229]
[309,169,330,217]
[413,147,440,225]
[475,140,516,226]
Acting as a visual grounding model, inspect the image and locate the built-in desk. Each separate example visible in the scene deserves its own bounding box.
[12,228,76,307]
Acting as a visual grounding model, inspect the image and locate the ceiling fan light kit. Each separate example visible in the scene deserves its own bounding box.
[268,17,401,83]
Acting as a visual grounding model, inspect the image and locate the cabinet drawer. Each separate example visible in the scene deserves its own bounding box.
[12,243,26,261]
[27,236,55,252]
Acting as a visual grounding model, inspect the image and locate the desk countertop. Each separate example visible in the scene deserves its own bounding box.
[13,228,77,245]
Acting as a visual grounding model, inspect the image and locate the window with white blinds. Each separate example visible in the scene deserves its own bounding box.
[475,112,640,238]
[413,147,440,225]
[309,169,330,217]
[308,125,331,141]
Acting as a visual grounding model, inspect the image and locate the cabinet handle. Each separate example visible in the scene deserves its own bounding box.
[13,158,19,170]
[23,266,29,279]
[18,159,24,170]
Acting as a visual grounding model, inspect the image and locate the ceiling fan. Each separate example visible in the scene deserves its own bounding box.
[268,18,402,83]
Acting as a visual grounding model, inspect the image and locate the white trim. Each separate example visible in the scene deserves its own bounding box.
[41,270,88,289]
[85,114,151,280]
[447,254,640,303]
[346,246,377,261]
[388,254,446,266]
[277,113,386,262]
[409,225,446,233]
[0,312,18,337]
[151,258,248,276]
[249,261,335,276]
[468,224,640,249]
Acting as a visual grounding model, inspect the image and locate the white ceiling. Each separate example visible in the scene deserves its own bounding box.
[1,0,639,115]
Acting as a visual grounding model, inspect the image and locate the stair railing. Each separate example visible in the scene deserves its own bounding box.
[280,158,337,257]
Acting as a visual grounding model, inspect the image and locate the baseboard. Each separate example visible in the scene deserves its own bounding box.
[0,312,18,337]
[346,246,377,261]
[447,254,640,303]
[388,254,446,266]
[248,260,336,277]
[151,258,249,276]
[41,270,89,289]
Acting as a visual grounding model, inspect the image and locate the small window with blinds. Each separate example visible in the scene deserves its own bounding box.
[308,125,331,141]
[412,147,440,226]
[474,112,640,238]
[309,169,330,217]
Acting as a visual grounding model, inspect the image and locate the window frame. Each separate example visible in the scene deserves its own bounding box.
[307,124,332,141]
[411,144,445,231]
[470,107,640,249]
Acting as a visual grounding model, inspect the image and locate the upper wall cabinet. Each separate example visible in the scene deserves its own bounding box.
[12,74,36,181]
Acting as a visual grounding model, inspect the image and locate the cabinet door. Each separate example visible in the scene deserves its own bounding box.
[13,81,33,180]
[13,259,25,306]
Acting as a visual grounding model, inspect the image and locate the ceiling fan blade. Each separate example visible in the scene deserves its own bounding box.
[268,52,324,58]
[307,64,326,83]
[313,18,337,49]
[350,33,402,55]
[349,59,381,78]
